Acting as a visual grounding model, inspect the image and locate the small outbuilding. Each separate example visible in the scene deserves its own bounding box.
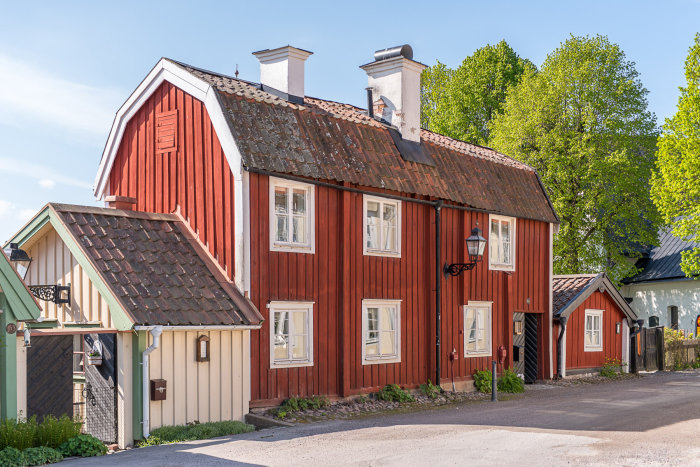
[552,273,637,377]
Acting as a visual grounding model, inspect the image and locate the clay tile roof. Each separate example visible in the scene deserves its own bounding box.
[171,60,558,224]
[552,274,599,316]
[50,203,263,327]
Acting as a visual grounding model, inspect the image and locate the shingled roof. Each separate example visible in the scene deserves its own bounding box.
[50,204,263,327]
[172,60,558,223]
[625,227,700,283]
[553,273,637,322]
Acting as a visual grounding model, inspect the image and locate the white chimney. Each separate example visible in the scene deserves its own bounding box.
[360,45,426,142]
[253,45,313,100]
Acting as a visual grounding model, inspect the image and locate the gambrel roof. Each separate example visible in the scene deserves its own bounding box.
[95,58,559,224]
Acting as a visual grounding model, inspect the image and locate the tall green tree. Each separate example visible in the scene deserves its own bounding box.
[490,34,659,280]
[651,33,700,278]
[420,40,533,145]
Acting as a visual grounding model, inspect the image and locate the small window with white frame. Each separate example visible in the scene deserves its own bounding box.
[270,178,315,253]
[363,195,401,257]
[269,301,314,368]
[584,309,603,352]
[489,214,516,271]
[362,299,401,364]
[464,302,493,357]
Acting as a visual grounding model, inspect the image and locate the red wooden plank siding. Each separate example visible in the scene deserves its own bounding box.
[107,82,553,405]
[564,291,626,370]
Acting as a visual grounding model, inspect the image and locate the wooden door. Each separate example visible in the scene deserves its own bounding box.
[27,335,73,421]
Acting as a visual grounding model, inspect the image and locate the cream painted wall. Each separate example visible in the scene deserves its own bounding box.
[146,330,250,430]
[24,226,114,328]
[117,332,133,447]
[16,336,26,418]
[622,279,700,333]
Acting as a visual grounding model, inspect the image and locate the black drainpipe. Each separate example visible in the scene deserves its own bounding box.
[366,88,374,118]
[556,316,567,378]
[435,200,442,386]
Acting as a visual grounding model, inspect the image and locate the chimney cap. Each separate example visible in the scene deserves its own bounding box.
[252,45,313,62]
[374,45,413,62]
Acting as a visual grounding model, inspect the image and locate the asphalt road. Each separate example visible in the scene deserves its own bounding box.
[66,371,700,466]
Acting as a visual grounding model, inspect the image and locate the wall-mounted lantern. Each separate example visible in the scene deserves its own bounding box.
[4,243,71,304]
[196,335,210,362]
[443,227,487,277]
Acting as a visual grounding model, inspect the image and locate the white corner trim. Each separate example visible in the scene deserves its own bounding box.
[549,222,554,379]
[242,171,251,295]
[621,320,629,373]
[561,325,567,378]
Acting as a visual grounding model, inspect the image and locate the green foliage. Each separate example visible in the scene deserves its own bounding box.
[421,40,534,145]
[0,416,81,451]
[376,384,415,402]
[490,34,660,281]
[419,380,442,399]
[58,434,107,458]
[651,33,700,278]
[0,447,24,466]
[473,370,492,393]
[600,357,623,377]
[140,421,255,446]
[21,447,63,466]
[276,396,329,418]
[497,369,524,393]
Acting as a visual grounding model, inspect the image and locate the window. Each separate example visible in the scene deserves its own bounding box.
[488,214,516,271]
[668,306,679,330]
[464,302,493,357]
[363,195,401,257]
[73,335,85,376]
[269,302,314,368]
[584,309,603,351]
[270,178,315,253]
[362,300,401,364]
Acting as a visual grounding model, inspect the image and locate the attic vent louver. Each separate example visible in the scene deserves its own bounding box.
[156,110,178,154]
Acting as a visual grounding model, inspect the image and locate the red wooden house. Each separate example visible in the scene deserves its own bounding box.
[94,44,559,407]
[552,273,638,377]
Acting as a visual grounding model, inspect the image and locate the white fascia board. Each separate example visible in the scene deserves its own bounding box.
[94,58,248,293]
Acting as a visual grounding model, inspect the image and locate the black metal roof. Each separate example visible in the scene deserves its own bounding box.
[625,227,700,283]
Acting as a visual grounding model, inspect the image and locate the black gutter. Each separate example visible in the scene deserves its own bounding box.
[556,316,567,378]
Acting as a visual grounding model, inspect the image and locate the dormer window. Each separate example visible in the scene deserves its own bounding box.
[270,178,315,253]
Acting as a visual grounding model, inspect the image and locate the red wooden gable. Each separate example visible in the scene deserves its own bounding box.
[155,109,178,154]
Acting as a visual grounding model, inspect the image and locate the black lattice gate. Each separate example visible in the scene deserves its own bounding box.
[524,313,539,383]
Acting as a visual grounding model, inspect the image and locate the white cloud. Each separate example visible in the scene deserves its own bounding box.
[38,179,56,189]
[0,200,39,243]
[0,157,92,189]
[0,54,123,138]
[0,199,13,217]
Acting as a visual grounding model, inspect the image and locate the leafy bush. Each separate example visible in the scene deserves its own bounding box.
[600,357,622,378]
[276,396,329,418]
[58,434,107,458]
[22,446,63,465]
[0,446,63,466]
[497,369,524,393]
[473,370,492,393]
[0,416,81,451]
[376,384,414,402]
[419,380,442,399]
[140,421,255,446]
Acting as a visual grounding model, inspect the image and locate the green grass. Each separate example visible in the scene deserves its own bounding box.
[140,421,255,446]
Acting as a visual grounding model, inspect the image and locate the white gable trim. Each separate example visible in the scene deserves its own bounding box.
[94,58,247,292]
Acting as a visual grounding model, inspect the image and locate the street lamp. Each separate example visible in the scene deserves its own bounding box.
[4,243,71,305]
[444,227,487,277]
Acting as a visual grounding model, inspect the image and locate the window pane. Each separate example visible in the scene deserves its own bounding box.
[585,331,592,346]
[383,204,396,225]
[273,311,289,360]
[490,220,500,263]
[292,215,306,244]
[275,188,288,214]
[291,311,307,335]
[292,189,306,214]
[383,225,396,251]
[380,331,396,355]
[276,214,288,242]
[366,331,379,355]
[465,309,476,347]
[366,201,380,249]
[380,306,396,332]
[502,221,511,264]
[292,334,307,359]
[367,308,379,331]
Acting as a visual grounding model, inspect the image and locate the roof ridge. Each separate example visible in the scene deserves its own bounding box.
[553,274,599,279]
[49,203,179,221]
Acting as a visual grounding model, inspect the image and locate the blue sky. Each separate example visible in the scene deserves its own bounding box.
[0,0,698,242]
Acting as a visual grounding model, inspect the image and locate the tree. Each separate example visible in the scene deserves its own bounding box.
[420,40,533,146]
[651,33,700,278]
[489,35,659,280]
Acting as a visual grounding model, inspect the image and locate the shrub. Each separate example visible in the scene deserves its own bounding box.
[419,380,442,399]
[276,396,329,418]
[58,434,107,458]
[140,421,255,446]
[473,370,492,393]
[0,447,24,466]
[0,415,81,451]
[22,446,63,465]
[600,357,622,378]
[376,384,414,402]
[497,369,524,393]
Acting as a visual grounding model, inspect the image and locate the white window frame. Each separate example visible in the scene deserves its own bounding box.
[269,177,315,253]
[463,301,493,358]
[363,195,401,258]
[362,299,402,365]
[269,301,314,368]
[584,309,603,352]
[488,214,516,271]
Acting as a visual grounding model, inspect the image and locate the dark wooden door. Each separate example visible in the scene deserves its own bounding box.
[27,335,73,421]
[524,314,538,383]
[513,312,525,377]
[84,333,117,443]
